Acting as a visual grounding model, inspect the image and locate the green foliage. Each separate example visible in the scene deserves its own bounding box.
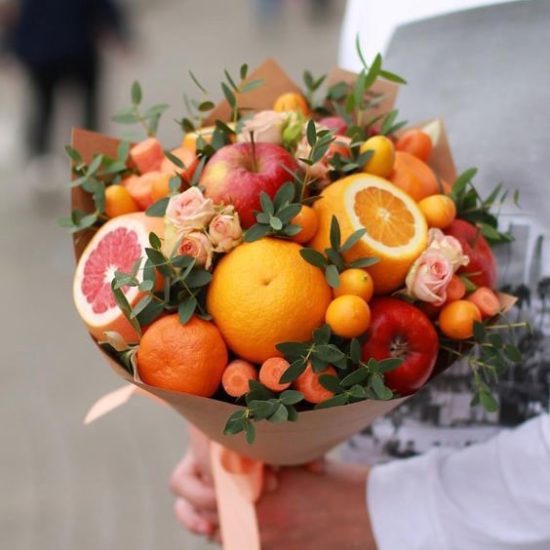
[59,144,132,233]
[112,80,169,137]
[299,216,378,287]
[244,182,303,242]
[111,232,213,331]
[450,169,516,245]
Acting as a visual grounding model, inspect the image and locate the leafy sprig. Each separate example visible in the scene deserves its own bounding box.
[244,182,303,242]
[299,216,378,288]
[111,232,212,330]
[450,168,517,245]
[440,317,526,412]
[60,141,131,233]
[223,381,304,443]
[223,326,401,443]
[220,64,264,123]
[302,70,327,110]
[112,81,169,137]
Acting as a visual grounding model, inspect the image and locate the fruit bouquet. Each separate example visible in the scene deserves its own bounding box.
[68,55,520,472]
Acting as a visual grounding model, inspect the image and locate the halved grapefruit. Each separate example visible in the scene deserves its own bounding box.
[73,212,164,343]
[310,174,428,294]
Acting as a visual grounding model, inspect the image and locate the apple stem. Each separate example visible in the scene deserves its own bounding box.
[250,131,259,172]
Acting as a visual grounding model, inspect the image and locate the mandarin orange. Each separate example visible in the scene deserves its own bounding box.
[137,315,228,396]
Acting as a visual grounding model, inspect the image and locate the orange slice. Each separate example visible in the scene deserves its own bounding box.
[310,174,428,294]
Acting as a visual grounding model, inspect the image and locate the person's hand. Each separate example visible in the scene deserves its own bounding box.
[169,426,220,541]
[257,461,377,550]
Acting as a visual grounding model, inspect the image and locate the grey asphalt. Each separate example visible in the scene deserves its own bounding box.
[0,1,344,548]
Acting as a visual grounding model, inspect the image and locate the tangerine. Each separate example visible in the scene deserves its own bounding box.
[325,295,371,339]
[104,185,139,218]
[438,299,482,340]
[359,135,395,178]
[137,315,228,396]
[418,194,457,229]
[273,92,310,115]
[290,205,318,243]
[150,172,174,202]
[334,269,374,302]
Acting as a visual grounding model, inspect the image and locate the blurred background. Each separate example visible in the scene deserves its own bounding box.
[0,1,344,548]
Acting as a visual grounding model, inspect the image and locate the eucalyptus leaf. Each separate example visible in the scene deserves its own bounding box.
[146,197,170,217]
[300,248,327,268]
[279,390,304,406]
[178,296,197,324]
[280,358,307,384]
[315,393,349,409]
[131,81,142,105]
[325,264,340,288]
[268,403,289,423]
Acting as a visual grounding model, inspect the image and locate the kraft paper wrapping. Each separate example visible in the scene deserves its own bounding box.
[73,59,505,466]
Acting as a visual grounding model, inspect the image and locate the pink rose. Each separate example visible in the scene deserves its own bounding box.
[406,249,454,306]
[238,110,286,144]
[208,208,243,252]
[177,231,214,270]
[166,187,215,230]
[428,228,470,271]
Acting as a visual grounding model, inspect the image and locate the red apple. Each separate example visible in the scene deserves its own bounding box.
[319,116,348,135]
[444,219,497,288]
[362,297,439,396]
[200,142,298,228]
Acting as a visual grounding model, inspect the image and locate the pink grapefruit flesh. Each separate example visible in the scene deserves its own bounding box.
[73,212,164,343]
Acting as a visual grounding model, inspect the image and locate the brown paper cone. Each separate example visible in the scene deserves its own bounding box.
[71,61,514,465]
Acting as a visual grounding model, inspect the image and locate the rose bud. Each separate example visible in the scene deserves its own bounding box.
[406,249,454,306]
[208,208,243,252]
[177,231,214,270]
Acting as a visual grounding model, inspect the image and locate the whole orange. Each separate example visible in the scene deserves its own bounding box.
[104,185,139,218]
[438,300,482,340]
[291,205,319,244]
[334,269,374,302]
[137,314,228,396]
[390,151,439,201]
[325,294,371,339]
[273,92,310,116]
[206,239,332,363]
[418,194,457,229]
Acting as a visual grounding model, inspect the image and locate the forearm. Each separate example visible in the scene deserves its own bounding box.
[367,414,550,550]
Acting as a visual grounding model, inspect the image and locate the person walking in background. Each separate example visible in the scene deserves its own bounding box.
[169,1,550,548]
[4,0,128,160]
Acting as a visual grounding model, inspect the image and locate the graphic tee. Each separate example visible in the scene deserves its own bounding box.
[341,0,550,465]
